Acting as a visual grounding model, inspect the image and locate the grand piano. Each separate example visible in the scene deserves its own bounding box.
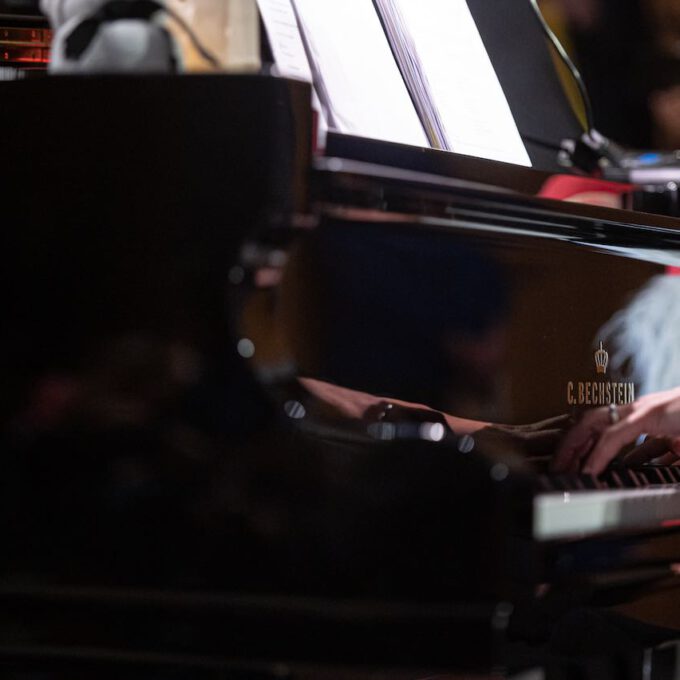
[4,2,680,678]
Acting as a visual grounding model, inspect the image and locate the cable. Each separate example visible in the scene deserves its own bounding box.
[163,2,221,70]
[527,0,595,134]
[519,132,564,153]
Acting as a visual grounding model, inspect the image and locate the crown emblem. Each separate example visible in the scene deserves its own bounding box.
[594,341,608,375]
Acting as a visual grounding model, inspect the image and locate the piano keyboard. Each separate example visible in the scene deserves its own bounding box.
[535,467,680,541]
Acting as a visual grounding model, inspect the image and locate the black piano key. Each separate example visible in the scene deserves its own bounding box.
[600,469,624,489]
[539,467,680,491]
[653,468,667,484]
[640,469,655,485]
[638,466,680,484]
[542,474,593,491]
[628,469,645,487]
[611,468,639,488]
[666,466,680,482]
[570,475,587,491]
[579,474,599,490]
[652,468,668,484]
[639,468,665,485]
[661,467,678,483]
[595,473,610,489]
[656,467,672,484]
[548,475,569,491]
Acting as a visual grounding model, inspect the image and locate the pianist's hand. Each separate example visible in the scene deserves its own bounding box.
[553,387,680,475]
[298,378,571,458]
[470,414,572,460]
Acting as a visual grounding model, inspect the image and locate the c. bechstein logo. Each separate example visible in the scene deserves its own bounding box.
[594,341,608,375]
[567,340,635,406]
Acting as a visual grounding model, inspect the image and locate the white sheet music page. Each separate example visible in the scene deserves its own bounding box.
[392,0,531,167]
[291,0,428,148]
[256,0,329,138]
[257,0,312,82]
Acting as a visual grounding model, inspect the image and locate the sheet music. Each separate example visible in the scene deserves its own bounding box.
[257,0,312,82]
[256,0,328,138]
[387,0,531,167]
[291,0,429,148]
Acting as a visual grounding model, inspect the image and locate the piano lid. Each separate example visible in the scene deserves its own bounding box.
[5,73,680,627]
[239,143,680,439]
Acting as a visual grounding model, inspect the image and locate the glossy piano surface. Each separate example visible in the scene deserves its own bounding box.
[254,147,677,424]
[5,73,680,677]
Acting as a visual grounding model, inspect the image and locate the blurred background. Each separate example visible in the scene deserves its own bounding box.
[3,0,680,153]
[540,0,680,149]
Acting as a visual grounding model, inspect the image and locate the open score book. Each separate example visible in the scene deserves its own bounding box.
[257,0,532,167]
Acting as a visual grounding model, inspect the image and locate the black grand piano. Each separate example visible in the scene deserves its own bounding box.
[4,1,680,678]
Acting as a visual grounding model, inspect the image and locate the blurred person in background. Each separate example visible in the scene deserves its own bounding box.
[645,0,680,148]
[540,0,680,150]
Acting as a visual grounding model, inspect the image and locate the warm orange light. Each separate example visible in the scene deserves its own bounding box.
[1,26,52,65]
[1,48,50,64]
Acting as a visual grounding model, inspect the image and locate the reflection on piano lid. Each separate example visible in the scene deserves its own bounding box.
[313,154,680,259]
[8,73,680,671]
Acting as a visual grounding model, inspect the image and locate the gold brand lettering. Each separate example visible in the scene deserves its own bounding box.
[569,381,636,406]
[566,342,635,407]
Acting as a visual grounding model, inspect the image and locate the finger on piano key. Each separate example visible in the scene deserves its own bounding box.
[652,451,680,467]
[608,467,642,488]
[623,436,673,467]
[636,467,669,485]
[600,468,627,489]
[579,473,601,490]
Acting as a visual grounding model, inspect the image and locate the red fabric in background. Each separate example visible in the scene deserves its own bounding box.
[539,175,632,201]
[540,175,679,275]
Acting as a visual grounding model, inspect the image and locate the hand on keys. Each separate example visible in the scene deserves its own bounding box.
[553,387,680,476]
